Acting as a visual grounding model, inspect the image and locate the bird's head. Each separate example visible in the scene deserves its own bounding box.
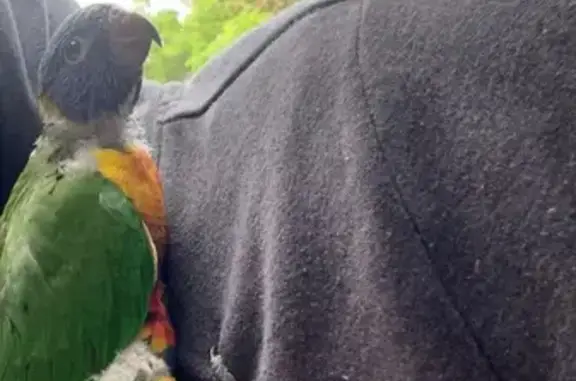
[37,4,162,125]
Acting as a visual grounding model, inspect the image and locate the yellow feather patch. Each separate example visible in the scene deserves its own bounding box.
[92,144,176,365]
[91,145,167,262]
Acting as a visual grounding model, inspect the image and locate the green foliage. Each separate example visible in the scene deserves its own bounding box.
[139,0,293,82]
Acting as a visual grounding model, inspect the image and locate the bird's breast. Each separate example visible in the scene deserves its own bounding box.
[91,145,167,261]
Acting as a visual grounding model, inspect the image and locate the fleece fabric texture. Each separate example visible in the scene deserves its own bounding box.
[0,0,78,213]
[134,0,576,380]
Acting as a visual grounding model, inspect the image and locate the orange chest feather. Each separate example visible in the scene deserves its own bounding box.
[92,145,167,261]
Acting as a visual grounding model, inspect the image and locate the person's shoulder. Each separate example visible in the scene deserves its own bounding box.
[136,0,356,119]
[135,0,359,151]
[140,0,575,123]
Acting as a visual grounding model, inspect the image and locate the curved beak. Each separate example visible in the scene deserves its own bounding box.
[109,10,162,67]
[125,12,162,47]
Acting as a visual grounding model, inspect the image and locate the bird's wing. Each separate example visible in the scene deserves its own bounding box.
[0,149,155,381]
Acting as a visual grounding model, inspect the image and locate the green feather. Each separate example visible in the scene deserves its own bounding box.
[0,142,155,380]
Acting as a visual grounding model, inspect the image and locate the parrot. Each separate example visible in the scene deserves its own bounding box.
[0,3,175,381]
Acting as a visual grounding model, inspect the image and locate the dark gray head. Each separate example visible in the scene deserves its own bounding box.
[37,4,161,124]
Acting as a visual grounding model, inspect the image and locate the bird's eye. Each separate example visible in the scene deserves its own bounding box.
[64,37,88,64]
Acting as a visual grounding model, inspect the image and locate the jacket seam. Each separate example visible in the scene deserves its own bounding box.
[352,2,504,379]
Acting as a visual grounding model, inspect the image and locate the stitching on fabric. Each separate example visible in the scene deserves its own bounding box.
[352,2,504,379]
